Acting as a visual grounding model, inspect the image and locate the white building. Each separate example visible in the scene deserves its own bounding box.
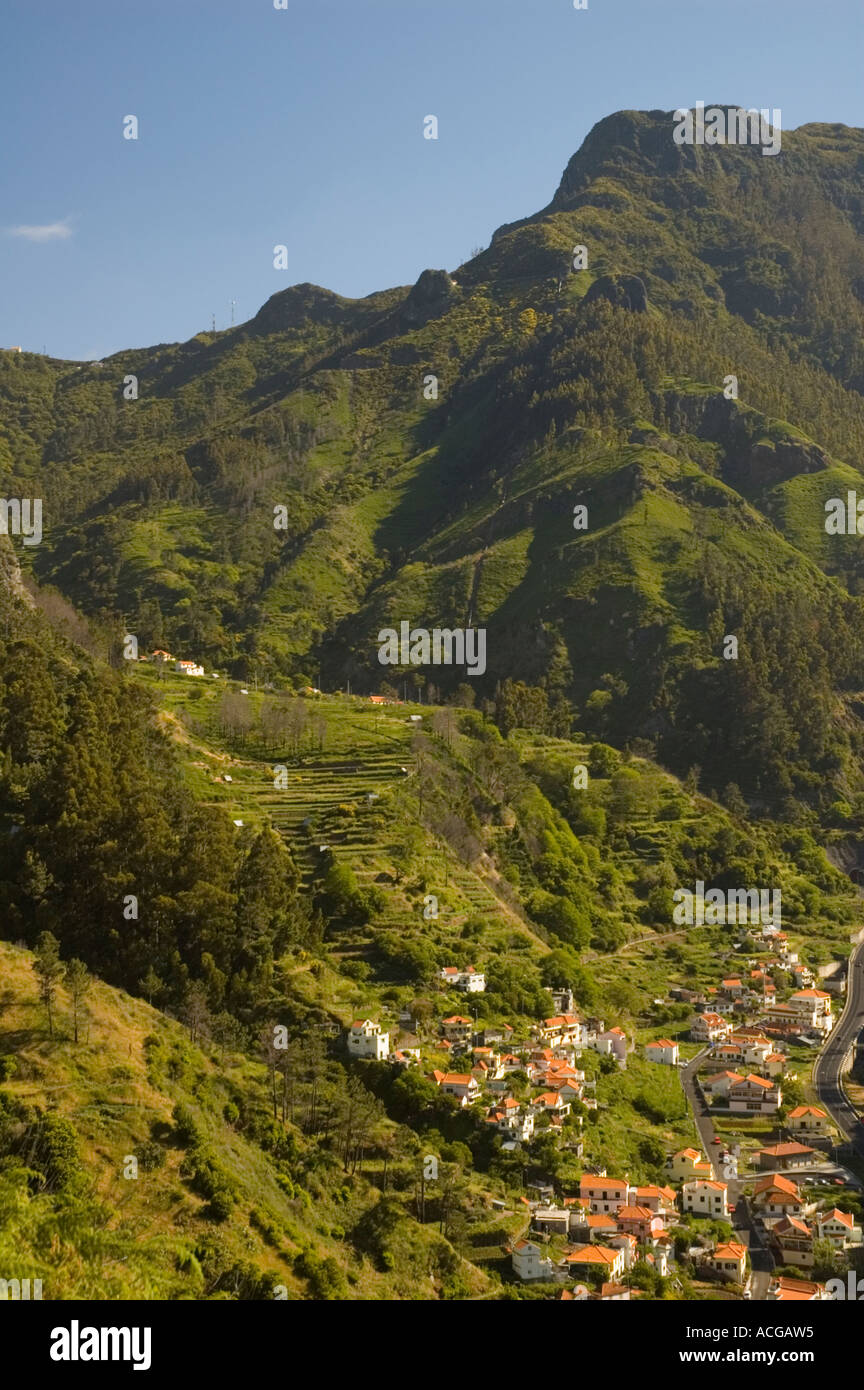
[432,1072,480,1107]
[511,1240,554,1281]
[589,1027,628,1064]
[682,1180,730,1220]
[347,1018,390,1060]
[537,1013,583,1047]
[439,965,486,993]
[691,1012,733,1043]
[728,1074,782,1114]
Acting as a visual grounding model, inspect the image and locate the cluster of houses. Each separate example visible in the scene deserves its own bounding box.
[749,1171,862,1269]
[345,969,860,1301]
[511,1139,862,1297]
[681,925,835,1047]
[345,989,637,1148]
[512,1175,679,1286]
[512,1157,753,1289]
[146,648,206,678]
[669,935,838,1123]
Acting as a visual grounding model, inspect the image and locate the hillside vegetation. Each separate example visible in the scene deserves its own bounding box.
[4,106,864,1299]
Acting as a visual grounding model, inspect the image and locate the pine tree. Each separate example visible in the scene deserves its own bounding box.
[33,931,65,1039]
[65,958,91,1044]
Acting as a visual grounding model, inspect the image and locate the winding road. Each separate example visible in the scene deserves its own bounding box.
[812,939,864,1160]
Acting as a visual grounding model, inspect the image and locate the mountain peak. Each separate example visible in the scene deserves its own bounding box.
[551,105,787,209]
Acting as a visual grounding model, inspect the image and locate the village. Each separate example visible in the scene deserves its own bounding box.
[343,907,864,1302]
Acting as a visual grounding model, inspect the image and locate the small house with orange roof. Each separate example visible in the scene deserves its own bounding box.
[561,1245,626,1280]
[666,1147,715,1181]
[645,1038,679,1066]
[710,1242,748,1283]
[787,1104,830,1134]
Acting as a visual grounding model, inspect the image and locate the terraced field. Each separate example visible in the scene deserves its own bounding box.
[138,668,546,955]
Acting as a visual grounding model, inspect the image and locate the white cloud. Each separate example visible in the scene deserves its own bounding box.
[7,218,73,242]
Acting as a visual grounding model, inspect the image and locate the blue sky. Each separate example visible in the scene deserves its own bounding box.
[3,0,862,360]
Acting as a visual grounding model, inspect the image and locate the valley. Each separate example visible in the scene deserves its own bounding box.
[4,101,864,1304]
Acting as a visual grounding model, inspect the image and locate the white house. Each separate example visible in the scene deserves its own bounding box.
[561,1245,626,1281]
[710,1242,747,1283]
[788,989,834,1034]
[590,1026,628,1064]
[752,1175,806,1221]
[633,1185,677,1216]
[579,1176,631,1214]
[814,1208,861,1249]
[531,1091,571,1118]
[439,965,486,993]
[765,991,833,1035]
[433,1072,480,1107]
[537,1013,583,1048]
[691,1013,733,1043]
[721,978,746,998]
[486,1100,534,1144]
[770,1217,814,1268]
[701,1070,745,1100]
[440,1015,473,1047]
[787,1105,831,1134]
[767,1275,831,1302]
[715,1034,773,1066]
[511,1239,554,1281]
[728,1074,781,1113]
[175,659,205,677]
[682,1180,729,1220]
[347,1019,390,1059]
[458,966,486,993]
[666,1148,715,1181]
[532,1207,571,1237]
[645,1038,679,1066]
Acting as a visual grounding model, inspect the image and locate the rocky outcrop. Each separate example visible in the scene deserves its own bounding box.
[397,269,459,328]
[0,536,35,608]
[659,391,830,493]
[583,274,649,313]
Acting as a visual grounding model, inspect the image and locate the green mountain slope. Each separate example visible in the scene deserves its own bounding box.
[2,111,864,815]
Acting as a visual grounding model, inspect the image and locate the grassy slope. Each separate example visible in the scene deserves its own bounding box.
[0,938,496,1301]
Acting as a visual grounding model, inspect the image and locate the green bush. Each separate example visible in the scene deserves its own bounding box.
[137,1140,166,1172]
[172,1102,203,1148]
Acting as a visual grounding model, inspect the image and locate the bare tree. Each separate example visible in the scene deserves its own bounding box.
[182,981,211,1045]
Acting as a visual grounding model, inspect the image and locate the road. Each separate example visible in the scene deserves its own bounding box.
[812,940,864,1160]
[680,1047,717,1157]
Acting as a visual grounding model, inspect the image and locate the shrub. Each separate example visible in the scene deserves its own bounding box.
[172,1102,203,1148]
[137,1140,166,1172]
[29,1112,82,1193]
